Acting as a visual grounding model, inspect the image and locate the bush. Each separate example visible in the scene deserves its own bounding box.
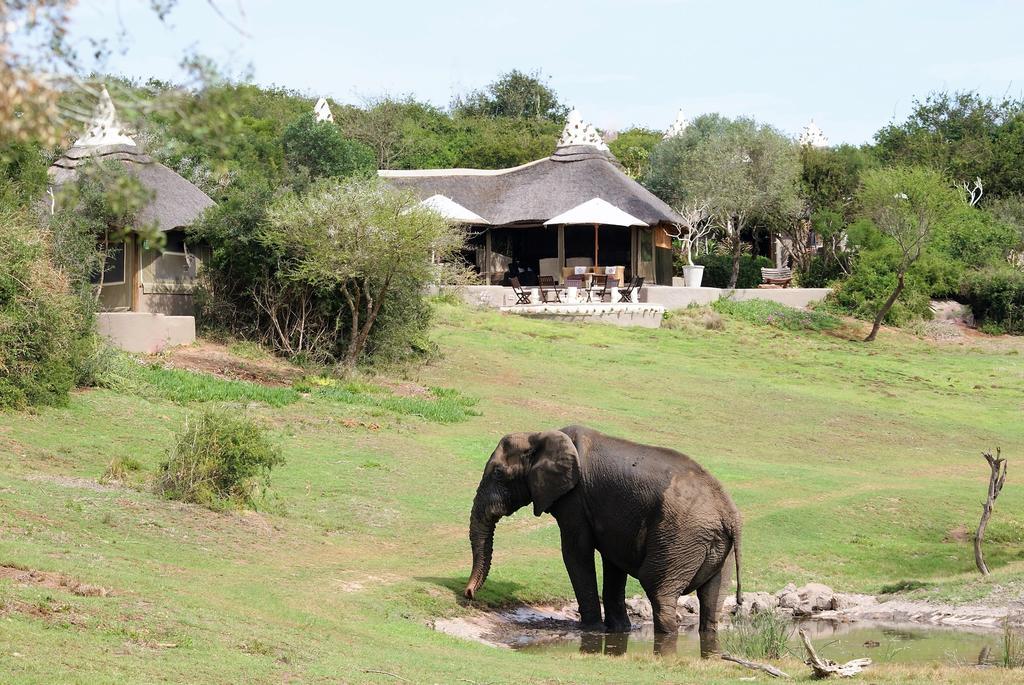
[157,408,284,509]
[712,299,841,331]
[824,247,933,326]
[688,253,774,289]
[797,252,848,288]
[960,267,1024,334]
[0,208,95,410]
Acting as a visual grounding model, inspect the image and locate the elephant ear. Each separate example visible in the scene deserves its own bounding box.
[527,431,580,516]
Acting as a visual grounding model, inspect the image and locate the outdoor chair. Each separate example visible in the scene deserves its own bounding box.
[593,276,618,303]
[760,267,793,288]
[510,277,532,305]
[618,276,644,303]
[538,275,562,303]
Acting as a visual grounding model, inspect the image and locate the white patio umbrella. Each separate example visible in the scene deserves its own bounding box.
[417,194,489,225]
[544,197,647,266]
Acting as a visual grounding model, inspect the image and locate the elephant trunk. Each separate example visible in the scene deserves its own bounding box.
[465,494,499,599]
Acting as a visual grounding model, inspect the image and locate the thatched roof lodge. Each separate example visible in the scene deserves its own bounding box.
[48,86,214,318]
[381,109,683,285]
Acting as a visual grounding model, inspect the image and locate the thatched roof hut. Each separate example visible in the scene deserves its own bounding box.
[47,86,214,317]
[381,109,681,285]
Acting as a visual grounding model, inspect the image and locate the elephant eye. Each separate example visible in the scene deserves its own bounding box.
[493,465,507,480]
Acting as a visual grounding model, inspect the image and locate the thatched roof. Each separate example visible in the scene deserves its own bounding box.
[380,147,683,227]
[48,143,215,232]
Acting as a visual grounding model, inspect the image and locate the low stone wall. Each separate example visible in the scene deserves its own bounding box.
[97,312,195,354]
[500,303,665,328]
[444,285,831,311]
[646,285,831,310]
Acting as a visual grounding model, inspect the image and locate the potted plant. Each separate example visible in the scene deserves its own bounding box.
[670,202,713,288]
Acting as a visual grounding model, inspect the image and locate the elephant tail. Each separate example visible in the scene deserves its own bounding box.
[732,525,742,606]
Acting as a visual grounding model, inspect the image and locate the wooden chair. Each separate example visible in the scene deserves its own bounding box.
[510,277,531,305]
[538,275,562,303]
[760,267,793,288]
[618,276,644,303]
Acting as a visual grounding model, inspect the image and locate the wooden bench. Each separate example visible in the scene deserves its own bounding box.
[759,267,793,288]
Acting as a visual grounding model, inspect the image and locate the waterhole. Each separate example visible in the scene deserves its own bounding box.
[515,619,1003,665]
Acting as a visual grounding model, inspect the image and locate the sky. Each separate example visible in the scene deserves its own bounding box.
[67,0,1024,145]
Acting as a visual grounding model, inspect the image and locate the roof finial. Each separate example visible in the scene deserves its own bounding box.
[663,108,689,139]
[556,108,609,151]
[314,96,334,123]
[74,85,137,148]
[797,118,829,148]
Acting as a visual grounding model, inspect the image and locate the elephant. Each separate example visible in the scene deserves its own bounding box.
[464,425,742,656]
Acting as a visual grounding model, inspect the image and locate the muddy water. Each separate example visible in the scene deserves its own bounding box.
[516,620,1002,665]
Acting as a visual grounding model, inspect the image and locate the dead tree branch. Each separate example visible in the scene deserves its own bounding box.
[721,653,791,678]
[799,629,871,678]
[975,447,1007,576]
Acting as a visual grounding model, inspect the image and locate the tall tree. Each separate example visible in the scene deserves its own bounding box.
[452,69,568,122]
[608,127,662,180]
[857,166,959,341]
[647,114,802,288]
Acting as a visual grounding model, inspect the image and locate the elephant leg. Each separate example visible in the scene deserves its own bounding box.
[601,556,630,633]
[559,526,602,628]
[639,540,706,635]
[645,586,681,634]
[696,565,729,658]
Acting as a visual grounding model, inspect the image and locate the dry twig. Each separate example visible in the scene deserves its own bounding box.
[722,653,791,678]
[799,629,871,678]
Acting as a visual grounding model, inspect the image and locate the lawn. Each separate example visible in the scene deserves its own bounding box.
[1,302,1022,683]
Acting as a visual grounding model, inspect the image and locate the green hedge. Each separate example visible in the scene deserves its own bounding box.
[960,267,1024,334]
[684,253,774,289]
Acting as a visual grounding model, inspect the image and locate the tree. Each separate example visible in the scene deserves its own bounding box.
[647,114,802,288]
[874,91,1024,199]
[260,178,463,367]
[857,166,959,341]
[280,112,375,182]
[608,127,662,179]
[452,69,568,122]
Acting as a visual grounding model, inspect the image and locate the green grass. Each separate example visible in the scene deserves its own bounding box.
[296,377,481,423]
[98,353,301,406]
[1,302,1023,683]
[712,298,843,330]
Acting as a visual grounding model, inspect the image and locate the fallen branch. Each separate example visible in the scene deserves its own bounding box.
[799,629,871,678]
[975,448,1007,576]
[721,653,791,678]
[362,670,412,682]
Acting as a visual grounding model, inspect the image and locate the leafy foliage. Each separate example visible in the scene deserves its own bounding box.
[688,253,773,289]
[451,69,567,122]
[280,112,375,183]
[608,127,662,179]
[0,207,95,409]
[960,267,1024,334]
[157,408,284,510]
[874,91,1024,199]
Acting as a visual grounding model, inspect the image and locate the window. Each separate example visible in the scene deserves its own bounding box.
[90,241,125,285]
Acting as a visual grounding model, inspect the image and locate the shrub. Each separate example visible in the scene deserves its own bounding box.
[0,208,95,410]
[824,247,933,326]
[687,253,774,289]
[157,408,284,509]
[960,267,1024,335]
[722,608,792,660]
[797,252,848,288]
[712,299,841,331]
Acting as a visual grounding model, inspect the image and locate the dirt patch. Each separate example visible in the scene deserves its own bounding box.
[0,564,113,597]
[154,341,304,387]
[376,379,431,398]
[945,524,971,543]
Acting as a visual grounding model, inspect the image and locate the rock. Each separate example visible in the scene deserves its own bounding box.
[745,591,779,613]
[798,582,839,612]
[775,583,797,599]
[677,595,699,615]
[625,595,651,621]
[777,590,803,613]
